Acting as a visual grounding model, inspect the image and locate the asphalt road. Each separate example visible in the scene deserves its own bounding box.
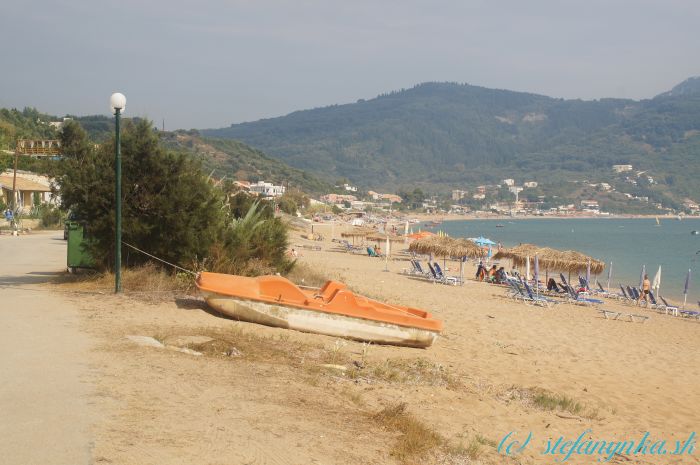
[0,231,92,465]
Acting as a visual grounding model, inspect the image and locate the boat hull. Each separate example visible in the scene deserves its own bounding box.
[200,291,439,348]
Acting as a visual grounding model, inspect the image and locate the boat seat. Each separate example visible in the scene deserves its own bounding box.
[317,281,347,301]
[257,276,308,305]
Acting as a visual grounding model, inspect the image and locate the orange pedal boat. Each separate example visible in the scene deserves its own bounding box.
[195,272,443,348]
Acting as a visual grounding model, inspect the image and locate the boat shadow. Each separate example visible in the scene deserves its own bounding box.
[174,296,240,321]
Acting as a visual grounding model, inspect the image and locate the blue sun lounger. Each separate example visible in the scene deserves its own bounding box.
[522,280,559,307]
[433,262,462,285]
[565,284,603,306]
[657,295,679,316]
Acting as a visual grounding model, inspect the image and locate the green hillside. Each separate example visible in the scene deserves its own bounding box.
[1,108,330,195]
[159,131,332,194]
[202,79,700,205]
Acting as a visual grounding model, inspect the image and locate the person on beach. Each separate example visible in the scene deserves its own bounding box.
[488,265,498,283]
[639,274,651,304]
[496,266,507,284]
[547,278,557,291]
[475,262,486,281]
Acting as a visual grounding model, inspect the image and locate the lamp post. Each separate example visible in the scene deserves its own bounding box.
[110,92,126,293]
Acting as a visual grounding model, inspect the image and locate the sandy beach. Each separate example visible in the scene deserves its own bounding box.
[4,229,699,464]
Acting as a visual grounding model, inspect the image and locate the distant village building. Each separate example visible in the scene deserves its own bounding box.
[472,193,486,200]
[380,194,402,204]
[451,189,468,201]
[580,200,600,213]
[598,183,612,191]
[249,181,285,197]
[232,180,251,191]
[476,185,486,194]
[367,191,401,203]
[523,181,538,188]
[612,164,633,173]
[502,178,515,187]
[321,193,357,204]
[342,183,358,192]
[683,199,699,213]
[0,170,53,211]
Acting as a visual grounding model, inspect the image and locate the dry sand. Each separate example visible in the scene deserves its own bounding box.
[6,229,699,465]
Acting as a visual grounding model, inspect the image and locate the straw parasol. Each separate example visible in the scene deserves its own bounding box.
[409,236,483,259]
[340,227,375,244]
[494,244,604,275]
[409,236,484,283]
[366,232,405,243]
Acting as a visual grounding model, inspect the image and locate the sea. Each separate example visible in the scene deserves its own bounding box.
[428,217,700,305]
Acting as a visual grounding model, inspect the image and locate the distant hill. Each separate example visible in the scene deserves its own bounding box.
[655,76,700,98]
[0,108,330,195]
[203,80,700,207]
[159,131,332,194]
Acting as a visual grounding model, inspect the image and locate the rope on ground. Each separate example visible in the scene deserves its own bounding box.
[122,241,198,276]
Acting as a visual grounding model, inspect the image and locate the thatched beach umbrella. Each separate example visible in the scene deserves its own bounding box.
[409,236,483,282]
[366,232,404,262]
[409,236,483,258]
[494,244,604,282]
[341,227,375,245]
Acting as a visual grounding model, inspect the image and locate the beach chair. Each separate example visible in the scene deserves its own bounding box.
[598,309,650,323]
[341,240,362,254]
[367,247,382,258]
[595,280,621,299]
[428,262,459,285]
[679,309,700,319]
[505,280,527,301]
[522,281,558,307]
[644,291,661,310]
[658,296,679,316]
[402,259,424,276]
[433,262,462,285]
[617,284,635,304]
[565,284,603,306]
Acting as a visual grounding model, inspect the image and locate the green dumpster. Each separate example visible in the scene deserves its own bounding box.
[66,221,95,272]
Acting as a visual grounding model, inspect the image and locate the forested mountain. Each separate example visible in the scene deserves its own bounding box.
[203,79,700,203]
[160,131,332,194]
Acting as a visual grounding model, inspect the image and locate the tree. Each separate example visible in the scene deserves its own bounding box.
[55,119,225,271]
[209,201,293,275]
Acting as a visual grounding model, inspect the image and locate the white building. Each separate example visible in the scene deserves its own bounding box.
[523,181,538,188]
[249,181,286,197]
[502,178,515,187]
[451,189,468,201]
[612,164,633,173]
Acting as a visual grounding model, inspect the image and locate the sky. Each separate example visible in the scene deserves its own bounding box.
[1,0,699,129]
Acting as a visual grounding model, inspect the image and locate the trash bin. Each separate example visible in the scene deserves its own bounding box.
[66,221,95,272]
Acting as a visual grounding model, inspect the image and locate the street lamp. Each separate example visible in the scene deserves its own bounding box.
[110,92,126,293]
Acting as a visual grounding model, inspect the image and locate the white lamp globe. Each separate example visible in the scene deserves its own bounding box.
[110,93,126,114]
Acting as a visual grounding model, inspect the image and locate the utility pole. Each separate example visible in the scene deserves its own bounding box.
[11,150,18,212]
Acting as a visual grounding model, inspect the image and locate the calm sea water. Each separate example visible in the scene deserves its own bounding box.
[431,217,700,305]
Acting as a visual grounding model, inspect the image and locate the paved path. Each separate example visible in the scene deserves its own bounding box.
[0,231,92,465]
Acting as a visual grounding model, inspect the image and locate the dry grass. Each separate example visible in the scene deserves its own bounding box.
[285,261,333,288]
[499,385,603,419]
[372,402,443,464]
[348,357,461,388]
[53,263,194,300]
[532,391,584,415]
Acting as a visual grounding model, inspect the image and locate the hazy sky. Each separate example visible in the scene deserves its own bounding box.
[1,0,698,129]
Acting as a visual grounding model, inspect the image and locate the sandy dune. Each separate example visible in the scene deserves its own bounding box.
[5,229,699,465]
